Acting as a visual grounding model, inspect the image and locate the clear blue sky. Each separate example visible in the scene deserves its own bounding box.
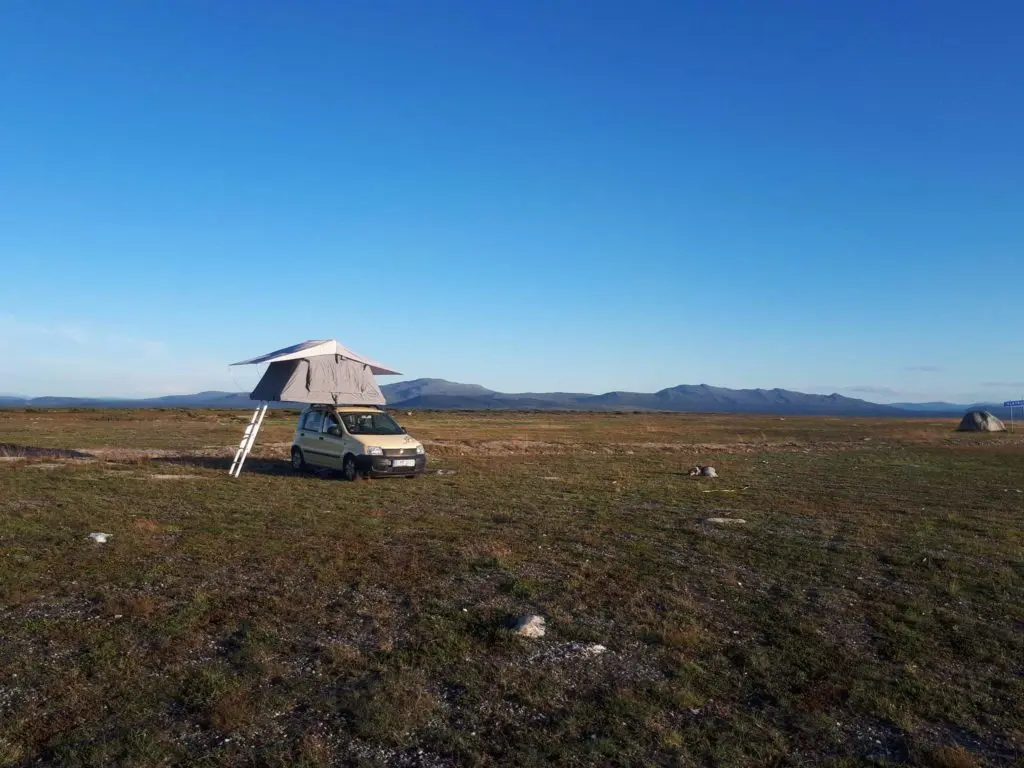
[1,1,1022,402]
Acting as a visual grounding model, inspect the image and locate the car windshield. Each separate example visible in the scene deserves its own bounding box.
[340,411,405,436]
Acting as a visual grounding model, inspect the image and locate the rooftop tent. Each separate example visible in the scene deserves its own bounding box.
[232,339,400,376]
[227,340,401,477]
[247,357,386,406]
[232,339,401,406]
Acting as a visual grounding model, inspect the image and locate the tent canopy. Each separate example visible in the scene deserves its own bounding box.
[250,358,385,405]
[231,339,400,376]
[232,339,399,405]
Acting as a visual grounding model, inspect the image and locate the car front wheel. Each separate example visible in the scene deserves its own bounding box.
[342,455,359,481]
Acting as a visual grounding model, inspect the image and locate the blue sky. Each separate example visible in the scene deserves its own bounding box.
[1,1,1022,402]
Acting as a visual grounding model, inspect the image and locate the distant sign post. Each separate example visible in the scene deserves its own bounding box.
[1004,400,1024,432]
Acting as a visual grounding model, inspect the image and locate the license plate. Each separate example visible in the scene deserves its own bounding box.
[392,459,416,468]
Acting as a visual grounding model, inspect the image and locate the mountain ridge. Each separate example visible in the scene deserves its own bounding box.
[0,378,1009,417]
[383,380,904,415]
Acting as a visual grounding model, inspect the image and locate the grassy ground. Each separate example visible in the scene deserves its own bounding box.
[0,409,1021,766]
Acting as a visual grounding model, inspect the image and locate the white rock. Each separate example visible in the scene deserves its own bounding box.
[88,532,112,543]
[581,643,607,657]
[512,614,545,638]
[701,466,718,477]
[705,518,745,525]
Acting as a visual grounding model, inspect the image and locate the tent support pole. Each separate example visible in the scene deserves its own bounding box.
[229,402,268,477]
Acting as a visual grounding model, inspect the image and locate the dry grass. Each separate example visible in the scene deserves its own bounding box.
[923,745,981,768]
[0,408,1021,765]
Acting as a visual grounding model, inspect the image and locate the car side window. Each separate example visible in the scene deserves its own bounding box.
[324,414,343,437]
[302,411,323,432]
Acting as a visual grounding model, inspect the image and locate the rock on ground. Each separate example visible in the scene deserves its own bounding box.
[512,614,546,638]
[688,465,718,477]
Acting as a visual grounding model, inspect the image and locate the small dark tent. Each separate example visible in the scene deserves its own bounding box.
[956,410,1005,432]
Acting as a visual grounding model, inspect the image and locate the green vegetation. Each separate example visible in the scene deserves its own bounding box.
[0,409,1021,765]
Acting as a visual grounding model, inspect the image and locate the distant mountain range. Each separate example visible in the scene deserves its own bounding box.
[0,379,1012,417]
[0,391,255,409]
[891,401,983,413]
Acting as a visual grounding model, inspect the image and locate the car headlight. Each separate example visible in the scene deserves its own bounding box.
[366,446,384,456]
[415,444,425,455]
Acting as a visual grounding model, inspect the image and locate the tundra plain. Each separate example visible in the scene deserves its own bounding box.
[0,409,1021,766]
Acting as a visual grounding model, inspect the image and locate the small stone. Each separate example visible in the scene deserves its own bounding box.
[689,465,718,477]
[88,532,112,544]
[581,643,607,657]
[512,614,545,638]
[705,517,746,525]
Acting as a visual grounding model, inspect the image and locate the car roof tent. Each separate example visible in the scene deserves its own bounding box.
[231,339,400,375]
[227,339,401,477]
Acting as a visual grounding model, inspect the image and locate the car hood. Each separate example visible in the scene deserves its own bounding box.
[350,433,422,450]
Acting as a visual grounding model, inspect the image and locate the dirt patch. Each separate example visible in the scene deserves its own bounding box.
[424,439,566,456]
[0,443,91,459]
[81,447,183,460]
[421,438,854,457]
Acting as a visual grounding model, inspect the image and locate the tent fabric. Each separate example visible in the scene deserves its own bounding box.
[231,339,400,376]
[956,410,1006,432]
[249,356,385,405]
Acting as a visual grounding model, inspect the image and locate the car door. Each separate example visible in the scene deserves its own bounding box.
[340,413,364,458]
[320,412,346,469]
[298,409,327,468]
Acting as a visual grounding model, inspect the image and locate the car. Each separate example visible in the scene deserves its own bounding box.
[290,405,426,480]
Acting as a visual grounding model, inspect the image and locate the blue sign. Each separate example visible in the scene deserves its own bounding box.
[1004,400,1024,407]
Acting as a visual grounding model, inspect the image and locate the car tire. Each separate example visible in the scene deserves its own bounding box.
[342,455,359,482]
[291,447,306,473]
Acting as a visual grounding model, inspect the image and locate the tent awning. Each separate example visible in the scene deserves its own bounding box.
[231,339,400,375]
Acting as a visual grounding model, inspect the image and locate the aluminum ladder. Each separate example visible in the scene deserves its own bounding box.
[229,402,268,477]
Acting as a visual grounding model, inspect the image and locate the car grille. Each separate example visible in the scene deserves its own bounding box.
[383,448,417,457]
